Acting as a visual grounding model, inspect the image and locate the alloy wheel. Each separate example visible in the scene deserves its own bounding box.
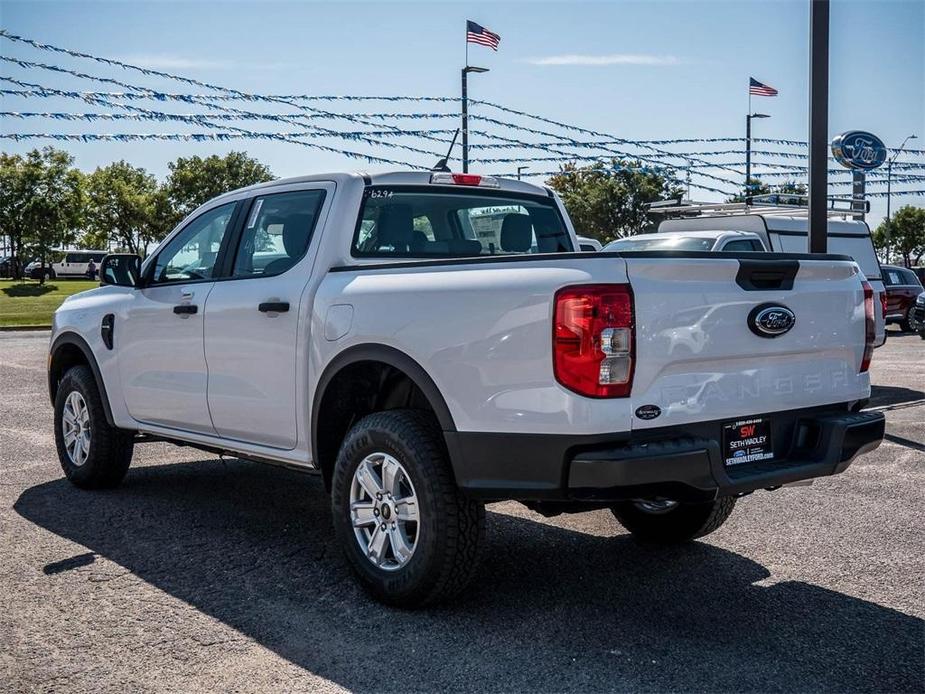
[350,452,420,571]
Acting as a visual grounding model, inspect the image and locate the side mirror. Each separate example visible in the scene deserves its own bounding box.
[100,254,142,288]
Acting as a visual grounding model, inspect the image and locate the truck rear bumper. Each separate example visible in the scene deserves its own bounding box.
[445,405,884,503]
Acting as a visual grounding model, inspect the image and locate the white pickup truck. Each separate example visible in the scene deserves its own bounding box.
[48,171,884,606]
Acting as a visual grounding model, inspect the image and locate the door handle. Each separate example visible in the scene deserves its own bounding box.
[173,304,198,315]
[258,302,290,313]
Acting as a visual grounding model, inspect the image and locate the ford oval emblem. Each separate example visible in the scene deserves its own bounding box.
[748,303,796,338]
[635,404,661,420]
[831,131,887,171]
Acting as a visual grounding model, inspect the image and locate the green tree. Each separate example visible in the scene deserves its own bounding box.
[546,160,682,243]
[873,205,925,267]
[162,151,274,231]
[0,152,28,278]
[727,179,806,203]
[84,161,160,256]
[3,148,85,283]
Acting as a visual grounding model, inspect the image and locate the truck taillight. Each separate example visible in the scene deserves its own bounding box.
[861,280,875,373]
[553,284,634,398]
[879,289,887,319]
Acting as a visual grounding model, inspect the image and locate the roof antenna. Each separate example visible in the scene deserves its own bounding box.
[432,128,460,172]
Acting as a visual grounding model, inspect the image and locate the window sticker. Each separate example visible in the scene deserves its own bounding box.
[246,199,264,229]
[365,189,393,199]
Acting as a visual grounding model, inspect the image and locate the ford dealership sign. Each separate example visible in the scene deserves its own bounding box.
[831,131,887,170]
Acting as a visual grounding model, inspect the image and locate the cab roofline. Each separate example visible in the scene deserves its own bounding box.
[215,170,552,201]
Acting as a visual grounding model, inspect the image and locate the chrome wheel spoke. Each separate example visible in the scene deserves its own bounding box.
[351,502,377,527]
[355,460,383,500]
[394,497,418,523]
[381,457,400,497]
[388,526,413,564]
[367,525,389,565]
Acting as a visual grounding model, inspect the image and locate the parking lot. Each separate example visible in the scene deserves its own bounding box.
[1,330,922,693]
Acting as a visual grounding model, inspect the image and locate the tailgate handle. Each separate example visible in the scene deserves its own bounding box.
[736,259,799,291]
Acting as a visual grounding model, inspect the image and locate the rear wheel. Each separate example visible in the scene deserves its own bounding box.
[331,410,485,607]
[611,497,736,544]
[54,365,133,489]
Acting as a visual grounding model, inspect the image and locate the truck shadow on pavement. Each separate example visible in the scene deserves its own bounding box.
[15,458,923,693]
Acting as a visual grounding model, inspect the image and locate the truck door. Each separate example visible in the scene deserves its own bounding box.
[203,185,332,449]
[117,201,239,434]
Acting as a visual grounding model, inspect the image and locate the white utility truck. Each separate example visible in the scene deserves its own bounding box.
[47,172,884,606]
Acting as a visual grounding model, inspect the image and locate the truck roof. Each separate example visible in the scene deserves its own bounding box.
[218,171,552,200]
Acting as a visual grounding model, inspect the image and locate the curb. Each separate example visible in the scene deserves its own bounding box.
[0,325,52,332]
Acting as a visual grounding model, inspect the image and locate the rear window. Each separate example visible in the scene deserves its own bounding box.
[604,236,714,252]
[352,187,572,258]
[769,232,881,280]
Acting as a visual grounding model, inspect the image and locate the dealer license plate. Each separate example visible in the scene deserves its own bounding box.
[722,417,774,466]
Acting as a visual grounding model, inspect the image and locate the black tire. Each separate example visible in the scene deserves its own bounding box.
[899,318,912,333]
[331,409,485,608]
[611,497,736,544]
[54,365,133,489]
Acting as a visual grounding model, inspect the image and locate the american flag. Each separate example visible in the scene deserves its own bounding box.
[467,20,501,51]
[749,77,778,97]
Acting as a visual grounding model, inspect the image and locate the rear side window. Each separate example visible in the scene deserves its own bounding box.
[232,190,326,278]
[721,239,763,252]
[353,187,572,258]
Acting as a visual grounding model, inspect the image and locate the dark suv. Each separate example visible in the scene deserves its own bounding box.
[882,264,925,332]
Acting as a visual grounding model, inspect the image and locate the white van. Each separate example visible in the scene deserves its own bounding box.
[655,206,885,346]
[29,250,109,280]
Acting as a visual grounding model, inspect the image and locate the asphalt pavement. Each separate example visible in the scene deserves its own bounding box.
[1,330,923,693]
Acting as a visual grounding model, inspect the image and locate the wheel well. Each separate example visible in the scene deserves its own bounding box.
[48,342,89,405]
[48,334,117,427]
[314,360,442,491]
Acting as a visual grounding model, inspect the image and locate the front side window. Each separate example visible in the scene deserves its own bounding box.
[353,188,571,258]
[150,202,236,284]
[232,190,326,278]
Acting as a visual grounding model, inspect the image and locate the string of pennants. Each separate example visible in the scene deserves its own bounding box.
[1,29,924,201]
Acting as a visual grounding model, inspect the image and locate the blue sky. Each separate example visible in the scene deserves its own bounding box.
[1,0,923,226]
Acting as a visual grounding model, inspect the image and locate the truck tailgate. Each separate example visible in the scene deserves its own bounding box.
[624,255,869,430]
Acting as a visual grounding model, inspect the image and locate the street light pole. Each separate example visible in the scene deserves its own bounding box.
[461,66,489,173]
[807,0,830,254]
[884,133,918,262]
[516,166,528,180]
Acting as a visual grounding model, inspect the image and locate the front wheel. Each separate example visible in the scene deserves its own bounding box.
[611,497,736,544]
[54,365,134,488]
[331,410,485,607]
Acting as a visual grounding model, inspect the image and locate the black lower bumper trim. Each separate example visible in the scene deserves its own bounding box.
[447,405,884,502]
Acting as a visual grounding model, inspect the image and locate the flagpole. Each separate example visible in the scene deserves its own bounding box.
[746,85,752,198]
[461,65,469,173]
[462,22,468,173]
